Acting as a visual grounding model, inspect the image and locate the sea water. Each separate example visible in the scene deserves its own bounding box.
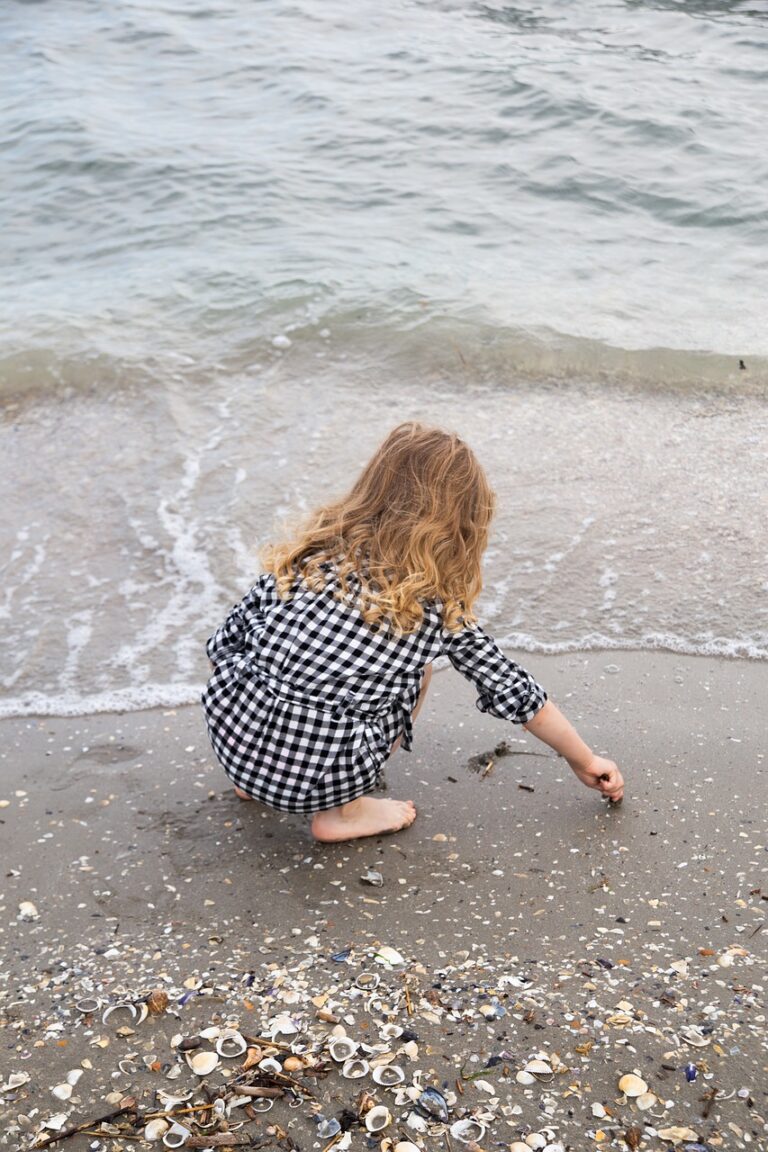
[1,0,767,716]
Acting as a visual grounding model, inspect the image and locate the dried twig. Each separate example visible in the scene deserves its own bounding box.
[33,1097,137,1149]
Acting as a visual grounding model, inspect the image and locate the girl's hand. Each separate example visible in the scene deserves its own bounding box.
[569,755,624,803]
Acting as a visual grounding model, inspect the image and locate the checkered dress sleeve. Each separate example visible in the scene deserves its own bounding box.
[440,621,547,724]
[206,574,278,664]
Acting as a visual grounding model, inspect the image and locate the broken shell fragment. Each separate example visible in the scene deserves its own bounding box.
[215,1031,247,1058]
[416,1086,449,1123]
[341,1057,370,1079]
[361,868,384,886]
[374,945,406,967]
[162,1123,192,1149]
[365,1105,392,1132]
[146,989,169,1016]
[258,1057,283,1075]
[75,997,102,1015]
[18,901,39,921]
[247,1096,275,1113]
[618,1074,648,1097]
[510,1144,532,1152]
[51,1083,73,1102]
[372,1064,405,1086]
[102,1002,138,1025]
[680,1026,710,1048]
[144,1119,170,1141]
[355,971,380,991]
[636,1091,658,1111]
[328,1036,358,1062]
[317,1117,342,1139]
[186,1050,219,1076]
[450,1118,487,1143]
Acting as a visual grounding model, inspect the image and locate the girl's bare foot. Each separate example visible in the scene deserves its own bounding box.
[311,797,417,842]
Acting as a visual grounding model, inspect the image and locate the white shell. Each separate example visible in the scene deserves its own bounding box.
[216,1031,247,1058]
[144,1119,170,1141]
[525,1135,547,1150]
[524,1059,553,1081]
[51,1083,72,1101]
[365,1105,392,1132]
[373,1064,406,1087]
[329,1037,358,1062]
[248,1097,275,1113]
[450,1119,486,1143]
[18,901,39,921]
[163,1123,192,1148]
[66,1070,83,1087]
[516,1071,536,1086]
[102,1002,137,1024]
[636,1092,657,1111]
[380,1023,403,1040]
[355,972,380,990]
[510,1145,531,1152]
[374,945,406,967]
[406,1112,429,1133]
[258,1057,283,1075]
[395,1143,421,1152]
[341,1057,369,1079]
[680,1026,710,1048]
[618,1073,648,1097]
[186,1051,219,1076]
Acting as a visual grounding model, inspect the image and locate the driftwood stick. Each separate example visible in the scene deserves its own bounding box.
[185,1136,254,1148]
[33,1097,137,1148]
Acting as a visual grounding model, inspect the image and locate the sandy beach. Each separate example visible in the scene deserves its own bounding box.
[2,651,766,1150]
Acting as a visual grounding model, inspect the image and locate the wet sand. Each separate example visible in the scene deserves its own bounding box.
[1,651,766,1149]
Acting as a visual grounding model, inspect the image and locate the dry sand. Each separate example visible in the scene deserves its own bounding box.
[1,651,766,1150]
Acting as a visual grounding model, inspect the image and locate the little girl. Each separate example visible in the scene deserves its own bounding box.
[202,422,623,842]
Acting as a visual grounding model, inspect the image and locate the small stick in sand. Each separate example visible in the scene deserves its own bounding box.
[33,1097,137,1148]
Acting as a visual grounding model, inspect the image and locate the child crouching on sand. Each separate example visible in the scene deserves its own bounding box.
[202,422,623,841]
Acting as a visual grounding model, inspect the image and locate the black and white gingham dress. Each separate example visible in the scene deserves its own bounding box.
[202,567,547,813]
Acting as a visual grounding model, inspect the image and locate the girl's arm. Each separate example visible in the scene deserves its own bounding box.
[524,699,624,802]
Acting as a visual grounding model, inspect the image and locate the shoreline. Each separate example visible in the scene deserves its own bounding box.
[1,650,766,1149]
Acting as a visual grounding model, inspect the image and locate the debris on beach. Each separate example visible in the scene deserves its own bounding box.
[1,935,765,1151]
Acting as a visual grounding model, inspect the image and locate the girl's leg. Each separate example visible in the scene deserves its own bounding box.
[311,665,432,842]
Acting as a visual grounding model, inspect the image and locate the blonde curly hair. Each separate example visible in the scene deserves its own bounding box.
[263,422,495,634]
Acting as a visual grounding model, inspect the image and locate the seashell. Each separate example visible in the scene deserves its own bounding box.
[102,1002,137,1025]
[403,1039,419,1060]
[186,1051,219,1076]
[75,997,102,1015]
[380,1023,403,1041]
[144,1119,170,1141]
[241,1046,263,1070]
[283,1055,305,1073]
[355,972,380,991]
[198,1027,221,1040]
[510,1144,531,1152]
[162,1123,192,1149]
[215,1031,247,1058]
[43,1115,69,1132]
[258,1057,283,1075]
[366,995,384,1014]
[328,1037,358,1062]
[374,945,406,968]
[341,1057,369,1079]
[449,1119,486,1143]
[135,1002,149,1025]
[680,1026,710,1048]
[406,1112,429,1133]
[178,1037,202,1054]
[656,1127,700,1144]
[524,1059,553,1082]
[317,1117,342,1139]
[416,1086,449,1123]
[361,868,384,887]
[618,1074,648,1097]
[525,1136,547,1151]
[516,1071,536,1086]
[146,989,169,1016]
[18,901,39,921]
[248,1096,275,1113]
[373,1065,405,1086]
[395,1143,421,1152]
[636,1091,657,1111]
[365,1105,392,1132]
[66,1070,83,1087]
[270,1014,300,1038]
[52,1083,73,1101]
